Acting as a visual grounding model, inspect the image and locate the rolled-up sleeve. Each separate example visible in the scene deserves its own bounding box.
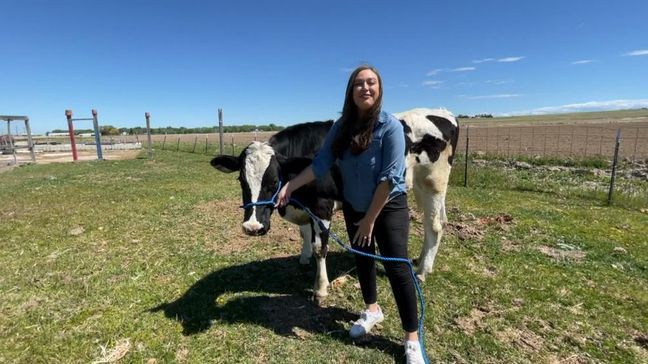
[312,119,341,180]
[377,118,405,186]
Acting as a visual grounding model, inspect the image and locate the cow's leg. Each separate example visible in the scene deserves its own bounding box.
[415,186,445,282]
[299,224,312,265]
[311,220,330,304]
[441,191,448,224]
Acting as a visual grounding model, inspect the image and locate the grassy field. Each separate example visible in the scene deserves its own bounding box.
[1,150,647,363]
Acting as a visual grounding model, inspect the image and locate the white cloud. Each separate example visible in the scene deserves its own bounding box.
[463,94,521,99]
[504,99,648,115]
[426,68,445,76]
[622,49,648,56]
[484,79,514,85]
[451,67,476,72]
[497,56,525,62]
[422,80,443,88]
[427,66,476,76]
[571,59,595,65]
[472,56,525,64]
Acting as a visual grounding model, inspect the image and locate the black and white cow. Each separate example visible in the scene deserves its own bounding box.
[210,108,459,298]
[210,121,341,302]
[394,108,459,280]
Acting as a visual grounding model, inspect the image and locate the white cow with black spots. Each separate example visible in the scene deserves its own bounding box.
[210,108,459,296]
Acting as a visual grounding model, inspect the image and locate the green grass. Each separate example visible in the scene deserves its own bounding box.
[1,150,647,363]
[452,154,647,210]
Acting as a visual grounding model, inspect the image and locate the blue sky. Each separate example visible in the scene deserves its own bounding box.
[2,0,647,134]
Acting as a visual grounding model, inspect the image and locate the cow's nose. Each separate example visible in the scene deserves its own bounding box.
[242,221,266,235]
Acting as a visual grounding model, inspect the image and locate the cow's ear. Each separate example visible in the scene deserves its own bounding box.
[210,155,240,173]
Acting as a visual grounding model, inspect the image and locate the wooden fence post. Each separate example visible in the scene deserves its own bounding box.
[607,129,622,206]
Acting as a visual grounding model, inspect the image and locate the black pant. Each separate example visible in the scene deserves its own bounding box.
[342,194,418,332]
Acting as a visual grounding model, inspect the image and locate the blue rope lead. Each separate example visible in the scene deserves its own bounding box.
[240,180,282,209]
[288,197,430,364]
[238,179,429,363]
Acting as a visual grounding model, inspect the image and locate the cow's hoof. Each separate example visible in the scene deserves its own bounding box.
[416,273,426,283]
[312,293,327,306]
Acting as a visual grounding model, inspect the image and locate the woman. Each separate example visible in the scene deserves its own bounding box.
[276,65,424,363]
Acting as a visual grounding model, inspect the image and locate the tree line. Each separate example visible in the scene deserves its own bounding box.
[457,114,493,119]
[48,124,285,136]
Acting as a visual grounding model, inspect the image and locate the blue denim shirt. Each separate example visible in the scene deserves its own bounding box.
[312,110,407,212]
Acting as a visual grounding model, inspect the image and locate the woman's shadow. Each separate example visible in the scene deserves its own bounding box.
[150,252,404,361]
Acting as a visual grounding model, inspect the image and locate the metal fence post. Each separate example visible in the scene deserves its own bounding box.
[607,129,622,206]
[218,108,224,155]
[464,125,469,187]
[145,112,153,159]
[65,110,79,161]
[92,109,103,161]
[7,120,17,165]
[24,118,36,162]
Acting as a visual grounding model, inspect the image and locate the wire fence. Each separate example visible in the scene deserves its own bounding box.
[457,123,648,161]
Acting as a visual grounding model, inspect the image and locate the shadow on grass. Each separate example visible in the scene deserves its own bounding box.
[150,252,404,361]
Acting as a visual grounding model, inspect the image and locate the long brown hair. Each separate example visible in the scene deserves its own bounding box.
[331,65,383,159]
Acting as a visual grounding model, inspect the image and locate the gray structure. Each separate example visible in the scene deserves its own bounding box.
[1,115,36,164]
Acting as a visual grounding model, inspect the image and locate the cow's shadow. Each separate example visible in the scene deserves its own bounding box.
[150,252,404,361]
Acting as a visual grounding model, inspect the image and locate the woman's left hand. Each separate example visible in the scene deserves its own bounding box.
[353,216,375,247]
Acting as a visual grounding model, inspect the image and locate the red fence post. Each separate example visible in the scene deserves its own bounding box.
[65,109,78,161]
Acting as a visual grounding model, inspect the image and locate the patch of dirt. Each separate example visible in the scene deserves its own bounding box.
[547,354,590,364]
[443,213,515,241]
[494,327,544,352]
[330,274,353,290]
[195,199,304,257]
[454,307,489,335]
[446,222,485,241]
[634,334,648,349]
[93,338,131,364]
[1,149,140,167]
[175,347,189,363]
[500,237,522,252]
[537,245,586,262]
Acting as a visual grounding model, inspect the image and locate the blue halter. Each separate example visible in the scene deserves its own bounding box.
[239,178,283,210]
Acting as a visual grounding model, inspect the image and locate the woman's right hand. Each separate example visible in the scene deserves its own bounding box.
[275,182,291,207]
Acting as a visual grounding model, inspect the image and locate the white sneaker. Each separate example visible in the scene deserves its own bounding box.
[349,306,384,338]
[404,340,425,364]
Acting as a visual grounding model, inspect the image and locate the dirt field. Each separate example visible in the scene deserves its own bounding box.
[460,120,648,159]
[0,149,140,173]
